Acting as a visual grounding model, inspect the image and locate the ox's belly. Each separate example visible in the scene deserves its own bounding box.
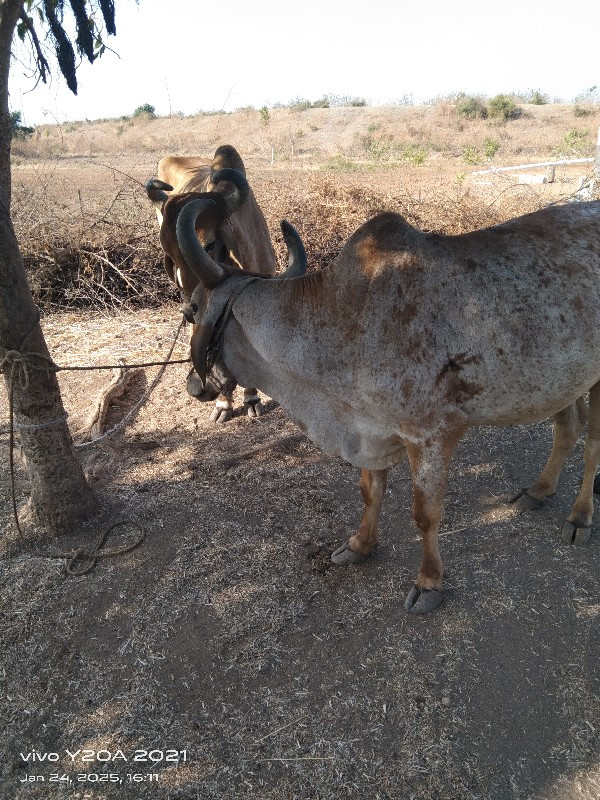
[460,356,600,426]
[285,398,407,470]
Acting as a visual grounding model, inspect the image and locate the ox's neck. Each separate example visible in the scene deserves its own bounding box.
[219,269,410,469]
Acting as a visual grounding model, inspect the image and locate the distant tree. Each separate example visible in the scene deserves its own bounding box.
[259,105,270,125]
[527,90,548,105]
[0,0,119,534]
[10,109,34,138]
[456,95,488,120]
[575,85,600,104]
[488,94,522,121]
[133,102,156,117]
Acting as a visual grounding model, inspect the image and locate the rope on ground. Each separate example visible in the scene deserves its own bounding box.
[48,519,146,576]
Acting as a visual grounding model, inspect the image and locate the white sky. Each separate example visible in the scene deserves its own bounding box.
[9,0,600,126]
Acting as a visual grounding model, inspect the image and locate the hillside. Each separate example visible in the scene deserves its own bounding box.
[13,102,600,167]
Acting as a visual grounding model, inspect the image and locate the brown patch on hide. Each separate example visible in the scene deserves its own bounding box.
[561,259,581,278]
[435,353,483,404]
[400,303,418,325]
[411,483,432,539]
[291,271,324,303]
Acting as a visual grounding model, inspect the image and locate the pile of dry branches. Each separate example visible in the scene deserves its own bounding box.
[11,163,547,311]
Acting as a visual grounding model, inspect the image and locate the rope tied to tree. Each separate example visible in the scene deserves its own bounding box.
[0,347,57,388]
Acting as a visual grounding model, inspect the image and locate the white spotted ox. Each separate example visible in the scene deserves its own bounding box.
[146,145,277,422]
[173,196,600,613]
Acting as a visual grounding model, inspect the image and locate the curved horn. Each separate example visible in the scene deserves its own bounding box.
[210,167,250,215]
[278,220,307,279]
[145,178,173,207]
[176,199,226,289]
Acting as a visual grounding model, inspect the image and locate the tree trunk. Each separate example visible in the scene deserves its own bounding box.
[0,0,97,533]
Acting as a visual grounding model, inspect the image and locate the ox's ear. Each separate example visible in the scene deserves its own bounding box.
[189,322,214,387]
[146,178,173,208]
[278,220,307,279]
[211,144,246,176]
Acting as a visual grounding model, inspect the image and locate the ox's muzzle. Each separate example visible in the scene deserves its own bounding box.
[186,322,233,402]
[186,368,222,402]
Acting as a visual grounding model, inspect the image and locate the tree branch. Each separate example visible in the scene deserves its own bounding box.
[18,10,51,86]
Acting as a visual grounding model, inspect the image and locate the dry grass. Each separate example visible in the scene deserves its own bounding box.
[13,102,600,166]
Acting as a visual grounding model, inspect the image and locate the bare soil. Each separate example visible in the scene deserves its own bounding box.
[1,111,600,799]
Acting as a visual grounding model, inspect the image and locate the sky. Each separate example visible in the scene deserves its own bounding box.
[8,0,600,126]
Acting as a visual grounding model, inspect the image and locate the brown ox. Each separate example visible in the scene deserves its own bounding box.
[173,196,600,614]
[146,145,277,422]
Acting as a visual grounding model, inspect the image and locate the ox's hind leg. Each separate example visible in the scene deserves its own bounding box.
[243,388,265,418]
[331,469,388,565]
[403,422,466,614]
[562,383,600,546]
[512,397,588,510]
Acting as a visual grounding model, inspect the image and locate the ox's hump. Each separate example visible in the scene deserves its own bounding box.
[353,211,420,244]
[345,212,424,278]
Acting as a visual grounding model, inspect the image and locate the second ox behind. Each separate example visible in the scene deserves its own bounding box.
[146,145,277,423]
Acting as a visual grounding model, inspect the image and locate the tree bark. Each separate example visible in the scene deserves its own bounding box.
[0,0,97,533]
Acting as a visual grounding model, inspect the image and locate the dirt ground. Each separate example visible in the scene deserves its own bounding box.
[1,134,600,798]
[1,303,599,800]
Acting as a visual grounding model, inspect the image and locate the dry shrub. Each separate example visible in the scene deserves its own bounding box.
[12,162,176,310]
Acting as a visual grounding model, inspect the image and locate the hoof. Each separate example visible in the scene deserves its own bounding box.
[244,399,265,418]
[510,488,545,511]
[331,543,369,566]
[404,585,445,614]
[210,405,233,424]
[561,521,592,547]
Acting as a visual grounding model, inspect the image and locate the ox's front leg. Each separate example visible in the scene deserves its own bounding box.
[243,388,265,418]
[331,469,388,565]
[404,424,465,614]
[562,382,600,546]
[210,390,235,424]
